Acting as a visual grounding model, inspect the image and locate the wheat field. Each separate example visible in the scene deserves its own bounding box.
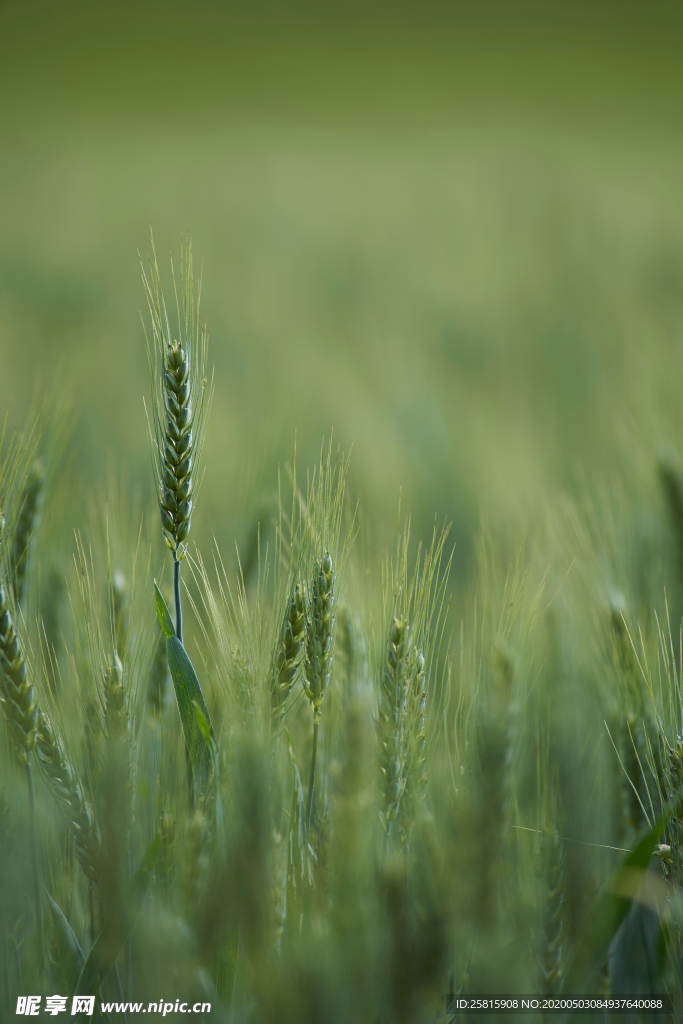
[2,3,683,1022]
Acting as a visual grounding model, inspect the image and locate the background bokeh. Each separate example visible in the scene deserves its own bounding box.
[1,0,683,579]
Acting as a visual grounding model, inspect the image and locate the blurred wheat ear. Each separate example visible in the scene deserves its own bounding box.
[303,550,337,832]
[0,582,42,964]
[378,614,411,840]
[303,551,336,726]
[377,517,451,857]
[0,583,39,762]
[539,828,566,996]
[271,581,306,728]
[398,645,426,847]
[10,459,43,610]
[36,710,101,890]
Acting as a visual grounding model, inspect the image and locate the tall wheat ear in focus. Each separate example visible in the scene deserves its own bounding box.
[141,230,213,645]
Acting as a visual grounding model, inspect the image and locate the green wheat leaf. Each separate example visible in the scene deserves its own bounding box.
[563,811,669,996]
[46,888,86,996]
[75,832,161,997]
[166,636,214,795]
[154,580,175,638]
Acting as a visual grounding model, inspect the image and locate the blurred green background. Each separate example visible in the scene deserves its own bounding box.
[1,0,683,576]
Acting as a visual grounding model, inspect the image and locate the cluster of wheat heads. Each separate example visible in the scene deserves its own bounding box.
[3,237,683,1022]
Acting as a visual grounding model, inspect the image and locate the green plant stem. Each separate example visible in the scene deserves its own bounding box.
[306,717,319,835]
[15,943,22,992]
[125,846,132,1001]
[1,907,9,1017]
[25,758,42,971]
[88,886,95,946]
[174,556,194,809]
[174,556,183,644]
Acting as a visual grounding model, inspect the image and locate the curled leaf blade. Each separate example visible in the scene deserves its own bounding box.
[75,832,161,996]
[46,889,86,995]
[166,636,214,794]
[154,580,175,639]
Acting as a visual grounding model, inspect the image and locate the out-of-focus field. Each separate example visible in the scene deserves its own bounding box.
[4,5,683,1013]
[1,1,683,573]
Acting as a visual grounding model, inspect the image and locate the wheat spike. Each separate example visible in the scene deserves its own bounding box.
[158,340,196,555]
[0,583,39,762]
[103,651,131,814]
[271,582,306,722]
[99,651,132,915]
[112,570,128,661]
[398,646,426,843]
[142,235,210,565]
[104,652,128,736]
[302,551,336,832]
[378,615,411,830]
[303,552,336,723]
[540,829,566,995]
[35,710,101,888]
[10,459,43,609]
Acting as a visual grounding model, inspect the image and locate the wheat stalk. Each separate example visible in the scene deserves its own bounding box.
[0,781,14,1009]
[99,648,133,990]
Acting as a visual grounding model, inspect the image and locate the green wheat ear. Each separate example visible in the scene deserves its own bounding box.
[0,579,43,962]
[398,645,426,844]
[271,582,306,724]
[378,615,411,830]
[0,582,39,762]
[112,570,128,660]
[10,459,43,609]
[540,828,566,996]
[302,549,337,834]
[142,232,211,568]
[104,652,128,736]
[303,551,336,724]
[35,710,101,889]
